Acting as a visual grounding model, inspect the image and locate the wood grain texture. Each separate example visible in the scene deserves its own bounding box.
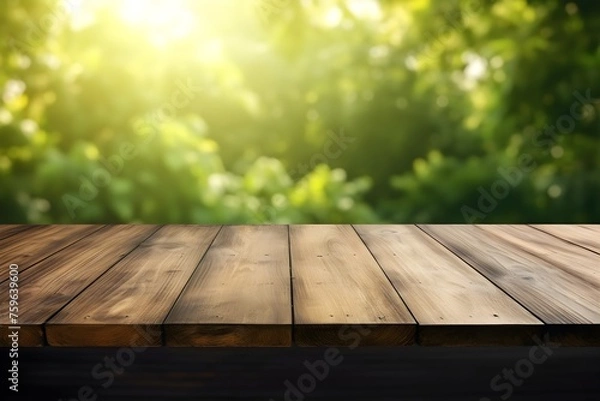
[578,224,600,230]
[0,225,102,283]
[290,225,416,346]
[0,225,157,346]
[4,224,600,347]
[420,225,600,345]
[355,225,542,345]
[479,225,600,288]
[0,224,35,240]
[165,225,291,346]
[532,224,600,255]
[45,225,221,346]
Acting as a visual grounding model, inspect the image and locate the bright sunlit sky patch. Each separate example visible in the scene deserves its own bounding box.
[64,0,384,48]
[323,0,382,27]
[116,0,195,46]
[347,0,382,19]
[66,0,197,47]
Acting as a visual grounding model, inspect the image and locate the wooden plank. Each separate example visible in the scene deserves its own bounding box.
[0,225,158,347]
[165,225,291,346]
[290,225,416,346]
[0,225,102,283]
[0,224,34,240]
[579,224,600,230]
[479,225,600,288]
[420,225,600,345]
[532,225,600,255]
[45,225,221,346]
[354,225,542,345]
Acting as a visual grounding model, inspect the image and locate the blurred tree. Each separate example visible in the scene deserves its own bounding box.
[0,0,598,224]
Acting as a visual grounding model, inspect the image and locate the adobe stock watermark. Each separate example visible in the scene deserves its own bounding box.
[8,0,75,53]
[421,0,485,59]
[252,127,355,223]
[268,324,372,401]
[479,333,560,401]
[57,325,162,401]
[288,128,355,180]
[61,78,203,219]
[254,0,291,26]
[462,89,597,223]
[7,263,20,394]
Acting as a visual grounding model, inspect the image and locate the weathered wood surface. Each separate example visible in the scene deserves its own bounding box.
[45,225,220,346]
[0,225,158,346]
[0,224,35,240]
[290,225,416,346]
[420,224,600,345]
[0,224,101,283]
[1,224,598,347]
[355,225,542,345]
[165,225,292,346]
[532,224,600,255]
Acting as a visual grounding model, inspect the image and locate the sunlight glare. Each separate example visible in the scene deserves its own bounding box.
[112,0,195,47]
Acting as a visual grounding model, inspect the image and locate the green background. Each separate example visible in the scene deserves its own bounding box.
[1,0,599,224]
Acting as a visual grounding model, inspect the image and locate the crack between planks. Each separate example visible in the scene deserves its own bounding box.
[287,224,295,346]
[528,224,600,257]
[351,224,420,331]
[0,225,107,285]
[415,224,547,325]
[40,224,163,345]
[160,225,224,345]
[477,225,600,293]
[0,224,37,241]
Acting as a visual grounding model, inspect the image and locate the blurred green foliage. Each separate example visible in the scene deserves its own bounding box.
[1,0,599,223]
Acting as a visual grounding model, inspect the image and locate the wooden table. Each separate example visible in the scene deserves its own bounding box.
[1,224,598,347]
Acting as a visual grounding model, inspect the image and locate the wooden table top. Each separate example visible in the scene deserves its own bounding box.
[1,224,598,347]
